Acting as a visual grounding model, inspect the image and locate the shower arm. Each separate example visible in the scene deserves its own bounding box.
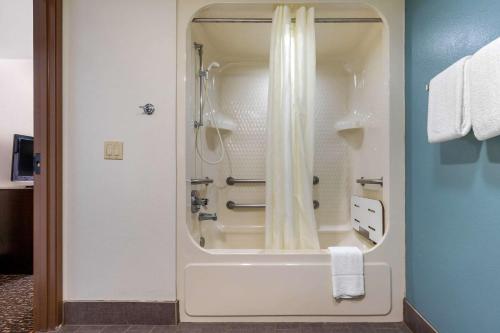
[194,42,205,128]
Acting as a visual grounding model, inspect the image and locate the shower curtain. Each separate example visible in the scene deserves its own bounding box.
[265,6,320,250]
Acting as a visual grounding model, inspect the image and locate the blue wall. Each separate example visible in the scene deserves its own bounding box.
[406,1,500,332]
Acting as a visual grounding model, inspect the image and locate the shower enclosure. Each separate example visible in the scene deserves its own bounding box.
[177,0,405,322]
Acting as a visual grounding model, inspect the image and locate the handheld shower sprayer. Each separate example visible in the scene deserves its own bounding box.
[193,42,228,166]
[207,62,220,72]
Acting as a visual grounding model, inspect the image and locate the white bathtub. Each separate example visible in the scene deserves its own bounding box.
[178,223,397,322]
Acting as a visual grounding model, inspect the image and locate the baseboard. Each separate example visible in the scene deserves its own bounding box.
[403,298,438,333]
[64,301,179,325]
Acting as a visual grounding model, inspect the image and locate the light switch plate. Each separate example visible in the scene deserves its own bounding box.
[104,141,123,160]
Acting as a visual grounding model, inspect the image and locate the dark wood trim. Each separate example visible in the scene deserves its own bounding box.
[33,0,63,331]
[63,301,179,325]
[404,298,438,333]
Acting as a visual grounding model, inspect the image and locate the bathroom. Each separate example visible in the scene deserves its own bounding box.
[5,0,500,332]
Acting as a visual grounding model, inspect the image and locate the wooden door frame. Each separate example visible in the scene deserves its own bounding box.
[33,0,63,331]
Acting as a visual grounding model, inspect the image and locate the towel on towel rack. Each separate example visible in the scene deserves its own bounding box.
[469,37,500,140]
[328,246,364,299]
[427,56,472,143]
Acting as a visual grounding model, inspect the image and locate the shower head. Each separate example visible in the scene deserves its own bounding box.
[207,62,220,71]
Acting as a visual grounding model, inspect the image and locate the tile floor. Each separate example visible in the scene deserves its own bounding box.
[55,323,413,333]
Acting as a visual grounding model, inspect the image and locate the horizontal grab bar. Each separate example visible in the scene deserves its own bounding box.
[356,177,383,186]
[227,176,319,186]
[226,202,265,209]
[226,177,265,185]
[227,200,320,210]
[190,177,214,185]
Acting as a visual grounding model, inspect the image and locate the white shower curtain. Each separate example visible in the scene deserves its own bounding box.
[265,6,319,250]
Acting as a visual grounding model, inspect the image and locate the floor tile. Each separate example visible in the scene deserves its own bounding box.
[150,326,179,333]
[100,325,131,333]
[58,325,82,332]
[347,323,374,333]
[176,323,202,333]
[55,322,412,333]
[77,325,105,333]
[321,323,353,333]
[125,325,155,333]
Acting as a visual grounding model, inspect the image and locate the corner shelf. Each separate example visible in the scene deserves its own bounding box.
[205,112,237,132]
[334,119,364,131]
[334,111,370,132]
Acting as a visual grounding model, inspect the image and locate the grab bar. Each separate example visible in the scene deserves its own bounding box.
[190,177,214,185]
[356,177,383,186]
[227,176,319,186]
[226,177,265,185]
[227,200,320,210]
[226,202,265,209]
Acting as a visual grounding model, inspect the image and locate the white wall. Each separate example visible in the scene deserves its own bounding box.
[0,0,33,59]
[0,0,33,188]
[0,60,33,188]
[63,0,177,301]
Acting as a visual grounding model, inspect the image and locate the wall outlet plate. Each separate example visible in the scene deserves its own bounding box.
[104,141,123,160]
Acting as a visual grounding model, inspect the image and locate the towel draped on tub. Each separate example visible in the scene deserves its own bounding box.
[328,246,365,300]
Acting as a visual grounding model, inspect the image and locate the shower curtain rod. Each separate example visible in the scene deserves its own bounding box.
[192,17,382,23]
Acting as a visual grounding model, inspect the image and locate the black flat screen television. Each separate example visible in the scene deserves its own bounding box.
[11,134,34,182]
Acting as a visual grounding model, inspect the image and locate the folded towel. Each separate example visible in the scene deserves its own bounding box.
[427,56,472,143]
[328,246,364,299]
[469,37,500,140]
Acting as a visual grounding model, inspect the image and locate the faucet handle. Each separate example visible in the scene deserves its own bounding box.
[191,190,208,213]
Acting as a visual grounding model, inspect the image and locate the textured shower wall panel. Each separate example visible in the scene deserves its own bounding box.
[204,62,351,247]
[215,63,268,245]
[314,63,352,230]
[348,26,388,204]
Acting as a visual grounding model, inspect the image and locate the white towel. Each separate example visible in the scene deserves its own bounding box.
[328,246,364,299]
[427,56,472,143]
[469,37,500,140]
